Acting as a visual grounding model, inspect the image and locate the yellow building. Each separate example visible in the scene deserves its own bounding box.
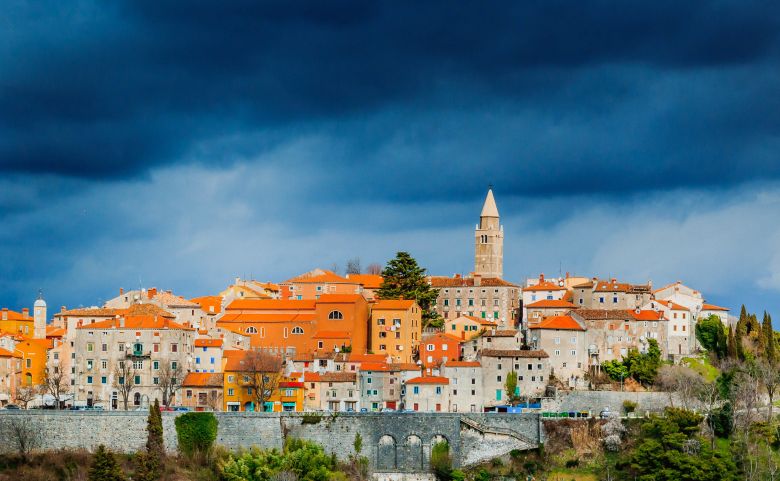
[370,300,422,363]
[222,351,304,412]
[11,336,49,387]
[445,315,498,341]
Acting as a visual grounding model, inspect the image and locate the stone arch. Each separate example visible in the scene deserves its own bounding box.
[376,434,397,471]
[426,434,451,469]
[403,434,423,471]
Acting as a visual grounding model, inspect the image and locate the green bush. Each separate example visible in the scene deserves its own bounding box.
[175,412,218,456]
[219,439,338,481]
[430,441,453,481]
[623,400,637,414]
[301,413,322,425]
[88,445,126,481]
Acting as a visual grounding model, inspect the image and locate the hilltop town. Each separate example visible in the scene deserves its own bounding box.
[0,189,741,414]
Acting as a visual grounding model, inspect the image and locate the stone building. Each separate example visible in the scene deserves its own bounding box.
[571,278,653,310]
[527,315,587,387]
[461,330,522,361]
[70,303,195,409]
[404,376,450,412]
[521,274,567,323]
[358,362,401,411]
[441,360,483,413]
[181,372,223,411]
[480,349,550,407]
[311,371,360,412]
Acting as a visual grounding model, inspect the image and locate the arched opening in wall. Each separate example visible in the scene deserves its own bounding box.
[133,392,141,406]
[404,434,423,471]
[376,435,397,471]
[427,434,451,471]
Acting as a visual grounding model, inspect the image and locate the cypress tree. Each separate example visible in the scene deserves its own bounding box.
[764,312,776,365]
[727,326,737,359]
[135,399,164,481]
[89,445,126,481]
[377,251,441,327]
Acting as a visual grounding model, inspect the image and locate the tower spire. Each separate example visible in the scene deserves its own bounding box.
[474,187,504,279]
[480,188,499,218]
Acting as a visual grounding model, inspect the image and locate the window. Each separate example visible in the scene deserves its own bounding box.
[153,361,159,370]
[599,297,605,304]
[118,376,125,385]
[101,343,107,352]
[554,349,561,356]
[134,375,141,385]
[101,360,108,369]
[613,297,618,303]
[228,388,234,396]
[292,326,304,335]
[245,326,257,334]
[87,376,93,384]
[101,376,107,384]
[413,386,419,394]
[495,389,502,401]
[328,310,343,320]
[153,377,159,385]
[554,337,561,345]
[171,343,178,352]
[86,359,94,370]
[318,341,324,349]
[133,360,143,370]
[427,344,435,352]
[171,361,177,370]
[570,337,577,344]
[87,343,94,352]
[435,386,442,395]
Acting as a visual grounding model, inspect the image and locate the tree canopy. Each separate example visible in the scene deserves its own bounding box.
[377,251,441,327]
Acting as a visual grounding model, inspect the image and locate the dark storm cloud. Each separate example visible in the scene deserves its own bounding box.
[1,0,779,197]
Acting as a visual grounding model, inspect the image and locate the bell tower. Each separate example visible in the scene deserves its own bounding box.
[474,188,503,278]
[34,289,47,339]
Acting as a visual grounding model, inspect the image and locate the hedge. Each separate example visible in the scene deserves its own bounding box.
[174,412,218,456]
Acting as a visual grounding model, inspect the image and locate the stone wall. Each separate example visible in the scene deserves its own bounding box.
[545,391,678,415]
[0,411,543,472]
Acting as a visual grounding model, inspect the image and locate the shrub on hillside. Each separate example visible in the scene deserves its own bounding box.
[175,412,218,457]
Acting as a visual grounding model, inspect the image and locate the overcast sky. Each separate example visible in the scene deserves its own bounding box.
[2,1,780,319]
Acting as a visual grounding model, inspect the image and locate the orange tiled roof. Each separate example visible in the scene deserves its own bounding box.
[225,299,317,311]
[223,351,283,372]
[191,296,223,315]
[423,332,464,343]
[77,314,192,331]
[390,362,420,371]
[285,269,353,284]
[655,300,689,311]
[575,309,632,321]
[312,330,351,339]
[346,274,383,289]
[626,309,665,321]
[218,313,317,323]
[486,330,519,338]
[55,307,123,318]
[444,360,480,367]
[194,338,223,348]
[0,309,33,321]
[348,353,388,363]
[460,315,498,327]
[316,294,364,303]
[407,376,449,385]
[46,326,66,337]
[372,299,416,310]
[523,281,566,292]
[531,315,585,331]
[525,299,577,308]
[481,349,549,358]
[360,362,392,372]
[0,347,20,358]
[181,372,223,387]
[429,276,518,288]
[702,303,729,311]
[318,372,357,382]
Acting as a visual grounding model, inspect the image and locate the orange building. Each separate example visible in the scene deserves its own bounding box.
[281,269,364,300]
[345,274,384,300]
[0,347,22,405]
[216,294,369,355]
[369,299,422,363]
[181,372,224,411]
[420,333,462,368]
[0,308,35,337]
[12,336,49,387]
[222,351,304,412]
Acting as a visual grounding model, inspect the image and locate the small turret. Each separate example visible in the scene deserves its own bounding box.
[34,290,47,339]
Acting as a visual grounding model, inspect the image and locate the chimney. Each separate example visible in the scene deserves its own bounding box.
[539,273,545,282]
[61,306,66,313]
[611,278,617,283]
[474,274,481,287]
[120,287,124,295]
[566,272,570,279]
[147,287,157,299]
[119,317,125,328]
[1,308,7,321]
[22,308,29,316]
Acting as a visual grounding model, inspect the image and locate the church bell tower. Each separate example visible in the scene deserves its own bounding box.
[474,188,503,278]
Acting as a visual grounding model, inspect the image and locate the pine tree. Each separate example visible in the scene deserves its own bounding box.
[89,445,126,481]
[135,399,163,481]
[763,311,776,365]
[377,251,441,327]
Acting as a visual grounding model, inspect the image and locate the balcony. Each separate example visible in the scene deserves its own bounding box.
[125,350,152,359]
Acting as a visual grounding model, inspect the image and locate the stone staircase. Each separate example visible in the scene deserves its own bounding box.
[459,417,537,448]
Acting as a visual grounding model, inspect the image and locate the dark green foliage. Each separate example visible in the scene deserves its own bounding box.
[623,400,637,414]
[601,339,662,386]
[88,445,126,481]
[174,412,218,456]
[430,441,453,481]
[353,432,362,455]
[762,311,776,364]
[696,315,728,359]
[377,251,441,328]
[727,326,737,359]
[135,399,164,481]
[621,408,738,481]
[708,402,733,438]
[474,468,492,481]
[504,370,518,405]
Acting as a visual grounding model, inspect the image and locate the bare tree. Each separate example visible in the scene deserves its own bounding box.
[655,364,704,409]
[366,263,382,275]
[15,386,37,409]
[755,359,780,422]
[239,351,283,412]
[113,361,138,410]
[696,380,723,449]
[7,416,42,460]
[206,389,223,411]
[41,366,70,409]
[157,362,183,407]
[346,258,362,275]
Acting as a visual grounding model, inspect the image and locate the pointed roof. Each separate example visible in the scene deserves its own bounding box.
[480,189,499,218]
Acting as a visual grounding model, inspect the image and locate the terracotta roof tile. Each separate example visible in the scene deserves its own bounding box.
[284,269,353,284]
[525,299,577,308]
[182,372,223,387]
[372,299,416,310]
[225,299,317,311]
[346,274,383,289]
[360,362,392,372]
[191,296,223,315]
[318,372,357,382]
[194,338,223,348]
[407,376,449,385]
[702,303,729,311]
[529,315,585,331]
[429,276,519,288]
[0,309,33,321]
[0,347,20,358]
[626,309,665,321]
[444,360,480,367]
[217,313,316,323]
[522,281,566,292]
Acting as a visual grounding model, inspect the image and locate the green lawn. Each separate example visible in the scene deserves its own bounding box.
[681,355,720,382]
